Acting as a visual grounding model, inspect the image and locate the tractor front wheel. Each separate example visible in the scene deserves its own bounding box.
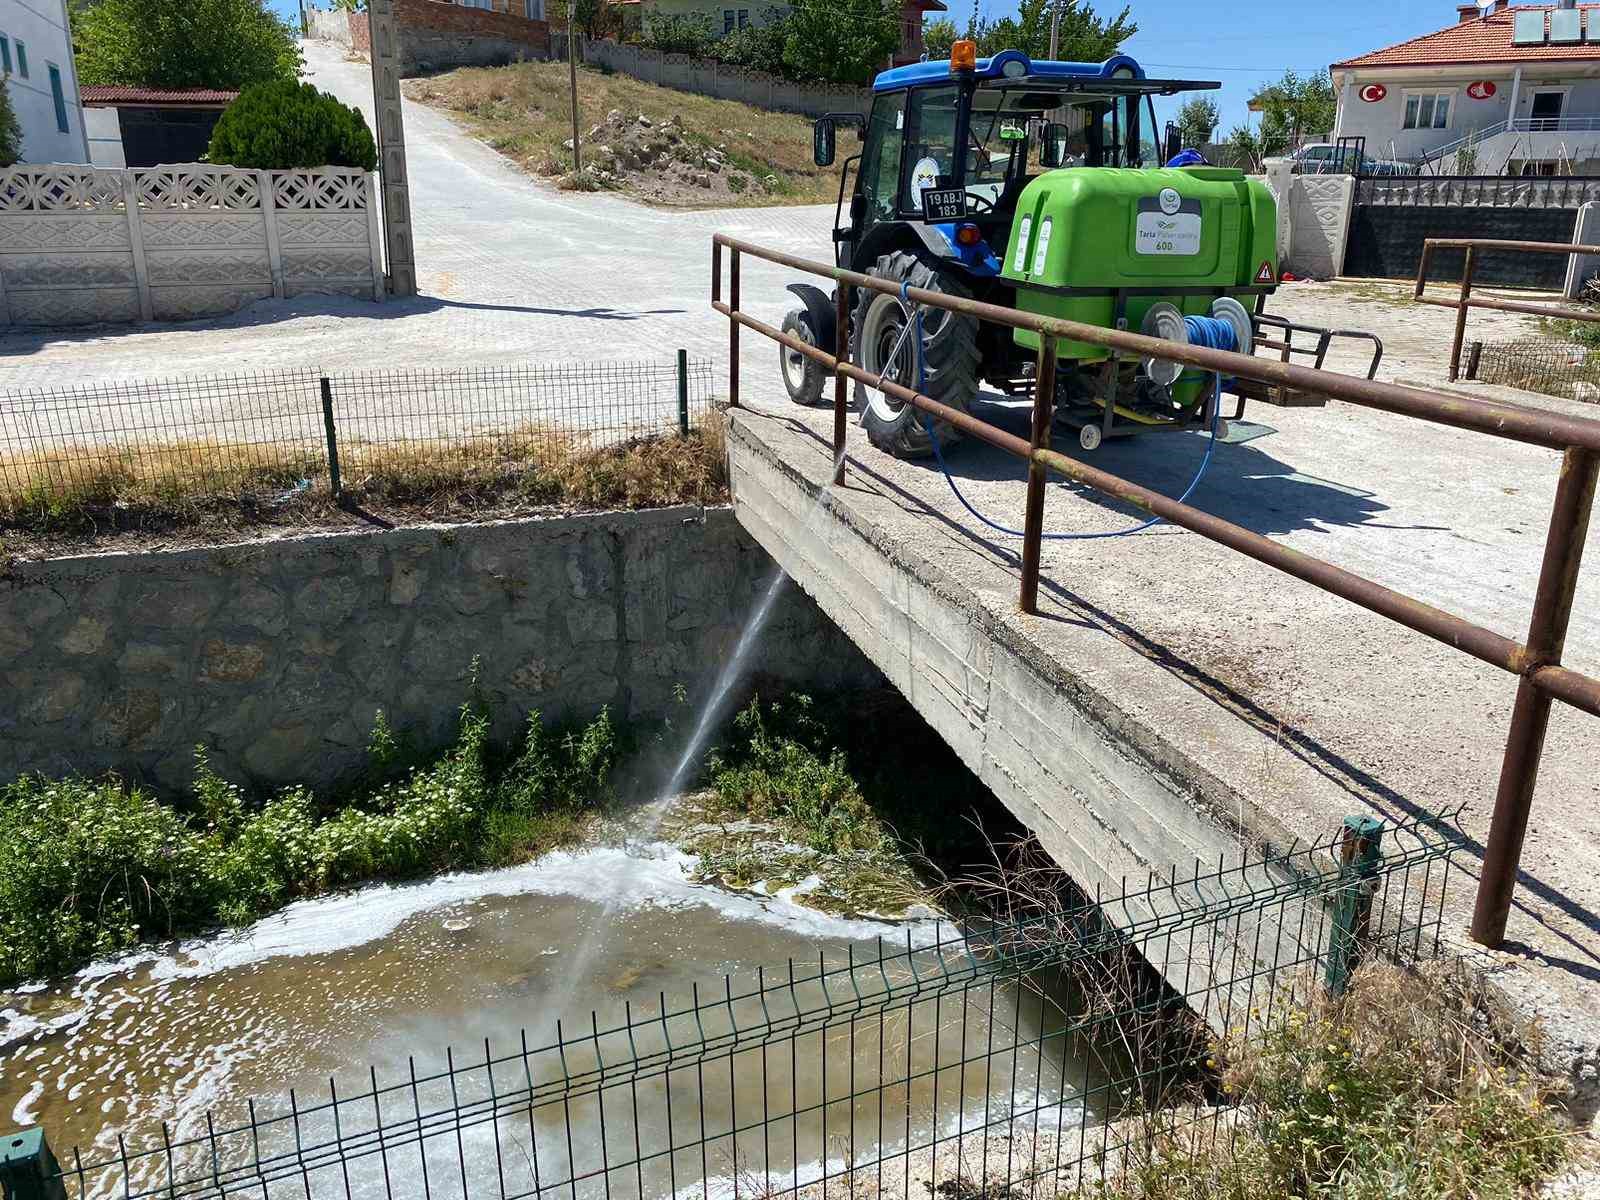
[852,252,980,459]
[779,308,826,407]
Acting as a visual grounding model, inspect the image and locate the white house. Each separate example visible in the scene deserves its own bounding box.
[1332,0,1600,175]
[0,0,89,163]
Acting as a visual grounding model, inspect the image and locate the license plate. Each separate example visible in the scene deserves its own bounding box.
[921,188,967,222]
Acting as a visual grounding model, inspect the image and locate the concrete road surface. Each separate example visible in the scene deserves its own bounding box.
[0,39,831,397]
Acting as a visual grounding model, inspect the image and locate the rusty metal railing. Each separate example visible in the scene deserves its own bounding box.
[1414,237,1600,380]
[711,232,1600,951]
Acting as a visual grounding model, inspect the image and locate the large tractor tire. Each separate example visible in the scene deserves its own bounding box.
[851,251,980,458]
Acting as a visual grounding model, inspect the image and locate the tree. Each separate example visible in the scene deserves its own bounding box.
[971,0,1135,62]
[783,0,900,87]
[547,0,623,41]
[207,80,377,171]
[1248,68,1336,152]
[924,17,958,59]
[73,0,301,90]
[0,81,21,167]
[1222,123,1263,171]
[1174,97,1220,148]
[642,11,716,57]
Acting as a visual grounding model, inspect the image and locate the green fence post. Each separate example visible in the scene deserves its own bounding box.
[319,376,342,501]
[1324,815,1386,996]
[0,1128,68,1200]
[677,349,690,437]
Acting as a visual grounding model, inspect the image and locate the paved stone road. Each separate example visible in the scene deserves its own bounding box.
[0,40,828,394]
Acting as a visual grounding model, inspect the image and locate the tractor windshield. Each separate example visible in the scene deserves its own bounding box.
[895,82,1142,215]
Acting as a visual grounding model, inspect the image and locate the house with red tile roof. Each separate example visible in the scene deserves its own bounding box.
[1331,1,1600,174]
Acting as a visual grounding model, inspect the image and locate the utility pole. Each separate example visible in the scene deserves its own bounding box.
[568,2,583,175]
[1049,1,1063,60]
[368,0,417,297]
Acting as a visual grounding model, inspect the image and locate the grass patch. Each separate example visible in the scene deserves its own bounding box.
[0,689,627,988]
[676,692,1022,917]
[403,61,836,208]
[1081,962,1574,1200]
[0,415,727,541]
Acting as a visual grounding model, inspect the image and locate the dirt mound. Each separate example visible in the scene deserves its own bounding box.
[560,108,777,206]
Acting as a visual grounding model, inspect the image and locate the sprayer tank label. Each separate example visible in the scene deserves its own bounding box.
[1134,195,1202,256]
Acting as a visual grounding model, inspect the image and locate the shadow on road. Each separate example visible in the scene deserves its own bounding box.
[0,293,689,357]
[882,390,1451,539]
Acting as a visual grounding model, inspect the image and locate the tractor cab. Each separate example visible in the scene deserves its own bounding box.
[779,43,1381,459]
[814,48,1216,280]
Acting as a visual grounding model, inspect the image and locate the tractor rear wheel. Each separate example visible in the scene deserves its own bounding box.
[852,252,980,459]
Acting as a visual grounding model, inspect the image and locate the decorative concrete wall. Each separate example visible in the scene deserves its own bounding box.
[1262,160,1354,280]
[0,164,384,326]
[0,508,880,794]
[582,39,872,120]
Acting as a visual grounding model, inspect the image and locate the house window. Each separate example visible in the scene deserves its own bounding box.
[524,0,543,17]
[738,9,750,28]
[15,41,25,78]
[724,9,736,34]
[48,63,68,133]
[1403,91,1452,131]
[0,36,10,75]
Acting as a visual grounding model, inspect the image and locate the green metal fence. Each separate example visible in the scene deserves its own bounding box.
[0,810,1459,1200]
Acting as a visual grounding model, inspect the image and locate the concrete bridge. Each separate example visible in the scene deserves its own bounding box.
[718,277,1600,1118]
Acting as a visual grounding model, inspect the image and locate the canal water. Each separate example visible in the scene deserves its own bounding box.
[1,838,1105,1200]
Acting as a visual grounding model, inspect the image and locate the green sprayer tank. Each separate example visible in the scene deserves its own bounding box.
[1002,166,1278,362]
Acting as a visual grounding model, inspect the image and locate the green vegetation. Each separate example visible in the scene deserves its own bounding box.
[924,0,1136,62]
[676,693,1013,916]
[0,78,21,168]
[643,1,898,87]
[1085,964,1572,1200]
[0,695,625,987]
[1224,69,1337,167]
[208,81,378,172]
[72,0,301,90]
[1174,97,1220,150]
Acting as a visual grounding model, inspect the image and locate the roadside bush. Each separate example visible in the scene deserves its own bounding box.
[207,80,378,171]
[1087,964,1572,1200]
[715,12,789,76]
[708,695,883,854]
[642,12,716,57]
[0,697,624,987]
[0,80,22,167]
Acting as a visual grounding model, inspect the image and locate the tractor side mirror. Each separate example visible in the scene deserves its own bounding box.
[1039,123,1069,169]
[814,118,836,168]
[1164,123,1182,164]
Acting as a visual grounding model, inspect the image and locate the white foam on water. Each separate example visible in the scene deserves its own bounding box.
[1,841,945,1047]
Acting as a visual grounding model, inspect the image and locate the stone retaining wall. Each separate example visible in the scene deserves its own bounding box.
[0,508,879,794]
[307,1,549,73]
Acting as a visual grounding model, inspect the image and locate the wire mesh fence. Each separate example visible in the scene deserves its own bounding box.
[1467,337,1600,402]
[0,357,718,516]
[21,810,1460,1200]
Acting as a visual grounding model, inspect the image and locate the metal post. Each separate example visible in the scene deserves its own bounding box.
[833,285,850,485]
[1019,336,1058,615]
[1324,815,1385,995]
[368,0,417,296]
[320,377,343,500]
[677,349,690,437]
[1448,245,1477,381]
[729,249,741,409]
[1473,446,1600,947]
[0,1128,68,1200]
[1466,340,1483,381]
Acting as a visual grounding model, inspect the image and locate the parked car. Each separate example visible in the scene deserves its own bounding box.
[1289,143,1417,176]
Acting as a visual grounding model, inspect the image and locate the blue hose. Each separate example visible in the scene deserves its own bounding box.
[899,280,1235,542]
